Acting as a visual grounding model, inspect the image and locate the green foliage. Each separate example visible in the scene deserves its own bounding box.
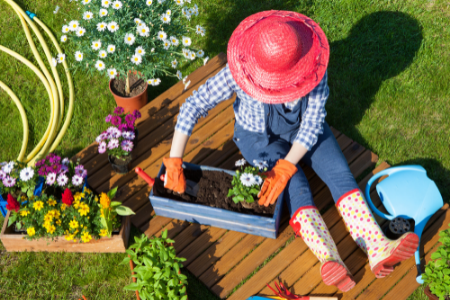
[122,230,188,300]
[99,187,135,238]
[227,159,266,204]
[422,224,450,300]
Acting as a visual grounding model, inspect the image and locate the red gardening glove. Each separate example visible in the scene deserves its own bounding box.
[162,157,186,194]
[258,159,297,207]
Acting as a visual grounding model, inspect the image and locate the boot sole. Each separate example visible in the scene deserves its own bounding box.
[371,232,419,278]
[321,261,356,292]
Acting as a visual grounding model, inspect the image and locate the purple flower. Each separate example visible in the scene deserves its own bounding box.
[81,169,87,178]
[74,165,85,176]
[96,134,105,143]
[0,170,6,180]
[35,159,45,167]
[111,116,121,126]
[72,175,84,186]
[114,107,124,114]
[105,114,113,122]
[60,165,69,173]
[49,155,61,164]
[125,114,136,125]
[110,128,122,139]
[100,132,108,140]
[108,139,119,149]
[50,163,62,174]
[46,172,57,185]
[56,173,68,186]
[98,141,107,154]
[122,131,135,140]
[62,158,70,165]
[2,176,16,187]
[38,166,47,176]
[121,140,134,152]
[133,110,141,119]
[106,126,116,134]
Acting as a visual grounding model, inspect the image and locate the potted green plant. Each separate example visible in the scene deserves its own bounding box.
[96,106,141,174]
[62,0,206,112]
[422,224,450,300]
[122,230,188,300]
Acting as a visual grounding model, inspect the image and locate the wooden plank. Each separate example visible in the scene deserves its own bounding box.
[132,202,155,228]
[73,53,227,165]
[172,223,210,253]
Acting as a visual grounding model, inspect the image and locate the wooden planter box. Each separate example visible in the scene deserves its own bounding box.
[0,212,131,253]
[149,162,284,239]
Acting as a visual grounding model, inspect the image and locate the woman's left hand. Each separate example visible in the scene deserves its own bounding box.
[258,159,297,207]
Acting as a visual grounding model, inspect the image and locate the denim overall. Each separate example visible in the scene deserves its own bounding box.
[233,99,359,217]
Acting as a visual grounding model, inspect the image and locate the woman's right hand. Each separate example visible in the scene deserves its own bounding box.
[162,157,186,193]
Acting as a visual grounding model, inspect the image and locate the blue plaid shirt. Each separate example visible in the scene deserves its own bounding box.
[175,64,329,151]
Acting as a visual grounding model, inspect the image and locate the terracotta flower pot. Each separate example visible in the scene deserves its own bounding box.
[424,285,439,300]
[109,78,148,114]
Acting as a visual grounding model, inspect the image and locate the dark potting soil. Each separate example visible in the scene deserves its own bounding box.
[109,155,132,166]
[111,72,146,97]
[152,169,276,217]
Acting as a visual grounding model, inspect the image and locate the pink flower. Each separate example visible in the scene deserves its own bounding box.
[98,141,107,154]
[125,114,136,125]
[133,110,141,119]
[108,139,119,149]
[46,172,57,185]
[111,116,121,126]
[105,114,113,122]
[114,107,124,114]
[121,140,133,152]
[2,176,16,187]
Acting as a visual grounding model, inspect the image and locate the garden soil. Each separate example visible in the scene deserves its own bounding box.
[153,169,275,217]
[111,72,146,97]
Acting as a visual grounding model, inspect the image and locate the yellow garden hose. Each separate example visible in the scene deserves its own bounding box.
[0,81,29,162]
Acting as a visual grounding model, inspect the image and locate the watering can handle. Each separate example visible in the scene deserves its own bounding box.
[365,165,426,221]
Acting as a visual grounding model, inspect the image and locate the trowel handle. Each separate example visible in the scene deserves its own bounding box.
[135,167,155,187]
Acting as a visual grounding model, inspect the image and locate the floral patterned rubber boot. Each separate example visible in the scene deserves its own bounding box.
[336,189,419,278]
[290,206,356,292]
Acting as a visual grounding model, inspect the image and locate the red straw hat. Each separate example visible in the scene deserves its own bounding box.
[227,10,330,104]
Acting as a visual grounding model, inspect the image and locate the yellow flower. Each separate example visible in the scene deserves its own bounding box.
[20,210,30,217]
[33,201,44,211]
[21,195,27,201]
[48,198,57,206]
[94,196,99,202]
[65,234,74,241]
[61,203,67,211]
[100,193,110,209]
[56,219,62,226]
[84,188,92,194]
[44,220,52,229]
[44,214,53,223]
[52,210,61,219]
[69,220,79,229]
[74,192,85,202]
[27,227,35,236]
[99,229,108,237]
[78,203,90,216]
[73,200,81,209]
[81,231,92,243]
[46,225,56,234]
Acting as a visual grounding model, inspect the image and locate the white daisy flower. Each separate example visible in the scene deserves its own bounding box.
[171,59,178,68]
[189,51,196,60]
[2,161,14,174]
[46,172,56,185]
[72,175,84,186]
[147,79,154,85]
[99,50,108,58]
[182,36,191,46]
[152,78,161,86]
[151,48,155,52]
[196,25,204,35]
[124,33,136,45]
[107,68,117,79]
[68,20,79,31]
[163,39,170,50]
[102,0,110,7]
[97,22,107,31]
[166,9,171,16]
[235,158,246,167]
[76,27,86,37]
[157,0,165,3]
[176,70,182,80]
[112,0,123,9]
[137,24,150,37]
[82,0,91,4]
[107,44,116,53]
[95,60,106,71]
[200,29,205,37]
[146,0,153,5]
[83,11,94,20]
[196,49,205,58]
[157,31,167,40]
[57,173,69,186]
[75,51,84,62]
[134,18,143,25]
[192,4,199,16]
[99,9,108,17]
[254,175,263,185]
[170,36,179,46]
[175,0,183,5]
[62,158,70,165]
[182,48,190,59]
[135,46,145,56]
[161,13,171,24]
[61,35,67,43]
[92,40,102,50]
[203,56,209,65]
[57,53,66,63]
[185,0,191,3]
[108,21,119,32]
[240,173,255,187]
[253,160,269,170]
[131,54,142,65]
[19,167,34,182]
[182,8,191,20]
[62,25,70,33]
[184,80,191,90]
[52,57,57,67]
[188,8,195,16]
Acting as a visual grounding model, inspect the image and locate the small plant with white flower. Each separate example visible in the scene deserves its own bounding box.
[0,161,38,198]
[227,159,268,205]
[63,0,206,95]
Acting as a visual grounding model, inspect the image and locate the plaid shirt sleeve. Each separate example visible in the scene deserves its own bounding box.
[175,66,235,136]
[294,71,329,150]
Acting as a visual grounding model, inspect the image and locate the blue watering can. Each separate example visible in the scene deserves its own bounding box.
[365,165,443,284]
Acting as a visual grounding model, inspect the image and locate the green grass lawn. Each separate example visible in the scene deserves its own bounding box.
[1,0,449,299]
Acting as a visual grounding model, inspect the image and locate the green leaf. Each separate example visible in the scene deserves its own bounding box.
[181,296,187,300]
[432,252,442,260]
[16,222,22,230]
[107,186,118,200]
[115,205,136,216]
[110,201,122,208]
[227,189,234,197]
[123,282,141,291]
[8,214,17,227]
[246,195,254,203]
[162,230,168,239]
[250,188,259,194]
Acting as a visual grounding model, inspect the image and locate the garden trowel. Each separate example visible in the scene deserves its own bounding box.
[135,167,199,197]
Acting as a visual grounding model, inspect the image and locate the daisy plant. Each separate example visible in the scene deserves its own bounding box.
[227,159,268,204]
[96,106,141,158]
[0,161,38,198]
[63,0,206,94]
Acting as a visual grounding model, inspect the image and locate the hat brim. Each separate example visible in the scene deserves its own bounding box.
[227,10,330,104]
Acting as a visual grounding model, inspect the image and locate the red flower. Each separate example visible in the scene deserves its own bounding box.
[62,188,73,206]
[6,194,20,212]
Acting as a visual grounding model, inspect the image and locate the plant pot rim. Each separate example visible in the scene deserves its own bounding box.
[109,77,148,100]
[424,285,439,300]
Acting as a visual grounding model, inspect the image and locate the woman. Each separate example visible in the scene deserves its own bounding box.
[162,10,419,292]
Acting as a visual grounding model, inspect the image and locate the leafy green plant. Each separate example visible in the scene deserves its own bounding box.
[122,230,188,300]
[227,159,267,204]
[422,225,450,300]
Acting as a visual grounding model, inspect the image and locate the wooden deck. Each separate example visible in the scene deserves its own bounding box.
[74,53,448,300]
